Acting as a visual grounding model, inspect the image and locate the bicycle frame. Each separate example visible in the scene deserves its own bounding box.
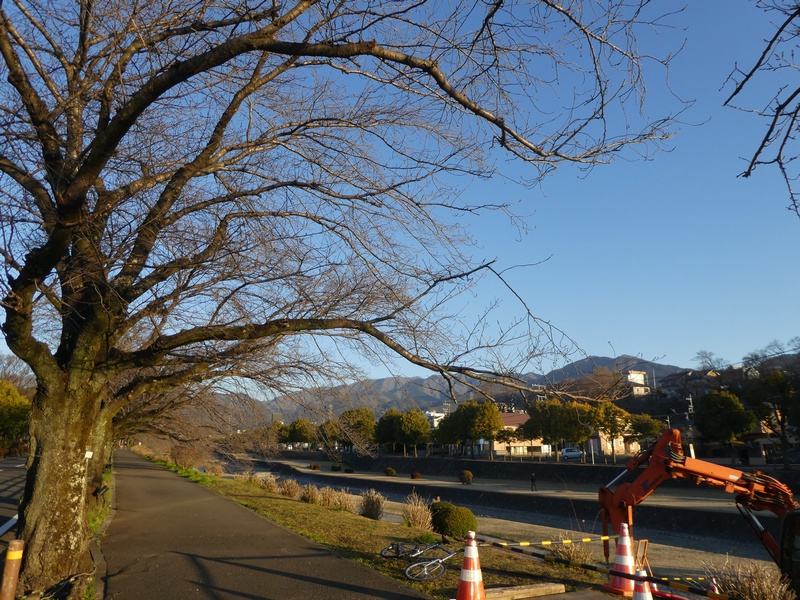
[404,548,463,581]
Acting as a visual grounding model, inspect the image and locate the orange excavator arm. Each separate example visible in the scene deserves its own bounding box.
[599,428,798,565]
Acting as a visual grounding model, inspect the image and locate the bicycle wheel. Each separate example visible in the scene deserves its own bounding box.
[381,542,419,558]
[405,560,446,581]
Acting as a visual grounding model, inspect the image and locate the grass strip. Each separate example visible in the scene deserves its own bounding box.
[150,459,607,599]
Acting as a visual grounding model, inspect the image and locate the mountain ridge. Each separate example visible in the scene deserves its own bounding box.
[263,354,688,421]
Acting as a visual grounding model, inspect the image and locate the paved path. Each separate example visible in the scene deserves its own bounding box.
[100,451,433,599]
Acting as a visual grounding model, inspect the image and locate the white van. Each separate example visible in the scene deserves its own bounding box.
[560,447,583,460]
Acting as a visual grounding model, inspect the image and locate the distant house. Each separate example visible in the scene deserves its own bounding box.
[492,412,553,458]
[623,370,651,396]
[424,409,448,429]
[658,369,720,403]
[585,430,641,462]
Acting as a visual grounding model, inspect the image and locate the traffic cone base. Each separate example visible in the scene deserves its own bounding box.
[601,522,636,597]
[455,531,486,600]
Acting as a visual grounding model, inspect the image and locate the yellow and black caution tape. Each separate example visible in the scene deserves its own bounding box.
[654,575,710,583]
[474,536,740,600]
[482,535,615,547]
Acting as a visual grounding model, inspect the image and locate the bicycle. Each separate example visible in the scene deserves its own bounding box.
[380,537,450,559]
[404,547,463,581]
[381,537,450,558]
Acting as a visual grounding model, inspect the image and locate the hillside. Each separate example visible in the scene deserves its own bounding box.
[262,354,688,422]
[537,354,684,385]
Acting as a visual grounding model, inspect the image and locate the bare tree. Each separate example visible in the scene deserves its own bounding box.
[724,1,800,217]
[0,353,35,396]
[693,350,729,372]
[0,1,680,593]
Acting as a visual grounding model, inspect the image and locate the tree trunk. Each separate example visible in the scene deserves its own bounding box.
[18,379,108,595]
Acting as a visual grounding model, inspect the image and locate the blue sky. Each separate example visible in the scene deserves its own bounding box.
[3,2,796,381]
[473,1,799,372]
[373,1,800,378]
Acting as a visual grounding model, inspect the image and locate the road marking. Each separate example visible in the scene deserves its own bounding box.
[0,514,18,537]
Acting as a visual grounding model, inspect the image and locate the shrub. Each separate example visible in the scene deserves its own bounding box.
[458,470,473,484]
[430,501,477,539]
[430,500,455,518]
[204,463,224,477]
[233,469,252,482]
[402,492,432,531]
[359,489,385,520]
[317,486,357,511]
[308,463,321,470]
[410,471,422,479]
[704,559,796,600]
[300,484,322,504]
[255,472,279,492]
[331,463,342,472]
[279,478,302,499]
[318,486,338,507]
[335,489,358,513]
[384,467,396,477]
[549,531,593,566]
[170,446,202,469]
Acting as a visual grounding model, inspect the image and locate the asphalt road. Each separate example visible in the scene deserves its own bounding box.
[0,456,26,535]
[101,450,432,599]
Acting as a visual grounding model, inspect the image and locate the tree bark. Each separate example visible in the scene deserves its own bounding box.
[18,379,106,594]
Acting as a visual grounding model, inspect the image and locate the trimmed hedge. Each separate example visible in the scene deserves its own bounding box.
[430,501,477,539]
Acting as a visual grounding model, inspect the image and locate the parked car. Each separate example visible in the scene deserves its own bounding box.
[560,447,584,460]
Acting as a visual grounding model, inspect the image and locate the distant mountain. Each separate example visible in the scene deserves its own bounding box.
[538,354,685,385]
[263,355,688,422]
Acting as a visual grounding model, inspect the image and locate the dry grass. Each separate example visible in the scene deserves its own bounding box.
[318,486,339,507]
[402,491,432,531]
[359,488,386,520]
[233,469,253,482]
[257,472,279,492]
[704,559,796,600]
[233,470,279,492]
[279,477,302,499]
[171,446,203,468]
[334,489,358,513]
[204,463,225,477]
[300,484,322,504]
[548,531,594,566]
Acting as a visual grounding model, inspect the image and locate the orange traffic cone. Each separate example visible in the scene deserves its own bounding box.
[632,569,653,600]
[455,531,485,600]
[709,577,719,594]
[601,522,635,597]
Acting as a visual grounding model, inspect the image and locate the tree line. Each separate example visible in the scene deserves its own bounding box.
[230,398,666,464]
[227,339,800,467]
[2,337,797,469]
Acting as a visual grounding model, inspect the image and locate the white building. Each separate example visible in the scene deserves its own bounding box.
[623,370,651,396]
